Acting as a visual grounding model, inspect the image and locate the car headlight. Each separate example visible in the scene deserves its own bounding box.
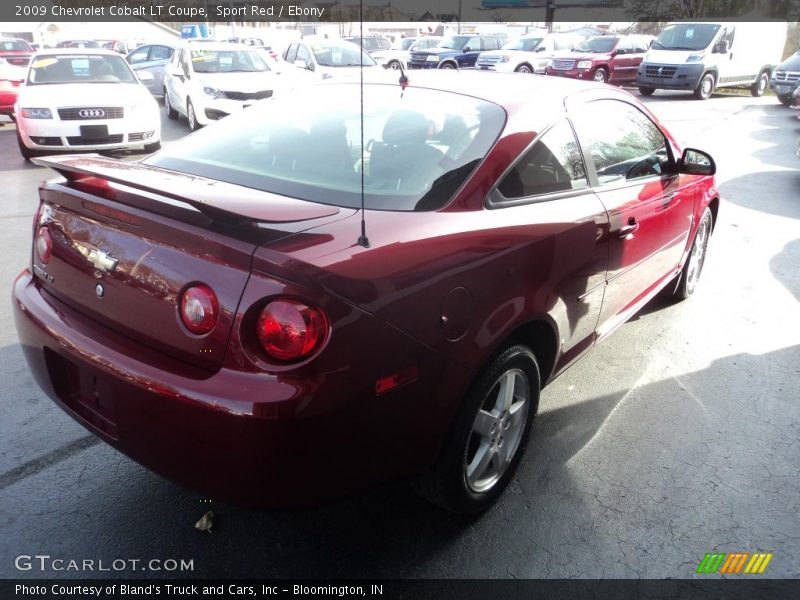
[202,86,220,99]
[577,61,592,69]
[425,55,440,62]
[20,107,52,119]
[498,55,510,63]
[686,53,705,63]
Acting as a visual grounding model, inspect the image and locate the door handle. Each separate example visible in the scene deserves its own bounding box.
[618,218,639,239]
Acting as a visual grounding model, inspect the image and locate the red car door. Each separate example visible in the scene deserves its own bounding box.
[569,97,695,339]
[609,37,637,84]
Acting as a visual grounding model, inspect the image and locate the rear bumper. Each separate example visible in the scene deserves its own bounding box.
[636,63,704,90]
[12,269,456,506]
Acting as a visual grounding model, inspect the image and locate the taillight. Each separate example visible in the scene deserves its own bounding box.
[256,298,328,362]
[35,227,52,264]
[180,284,219,335]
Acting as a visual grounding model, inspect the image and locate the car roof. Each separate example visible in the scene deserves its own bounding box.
[34,47,120,56]
[183,41,251,51]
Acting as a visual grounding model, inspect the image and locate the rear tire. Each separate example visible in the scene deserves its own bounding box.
[164,89,178,120]
[638,86,655,96]
[515,64,533,74]
[673,208,713,301]
[387,60,402,70]
[693,73,715,100]
[414,344,540,514]
[750,71,769,97]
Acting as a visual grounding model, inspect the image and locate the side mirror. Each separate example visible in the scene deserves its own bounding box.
[137,71,154,82]
[535,46,546,52]
[715,40,729,54]
[679,148,716,176]
[462,46,472,53]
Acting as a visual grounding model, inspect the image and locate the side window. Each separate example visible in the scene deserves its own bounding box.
[128,46,149,64]
[171,49,182,68]
[284,43,297,63]
[615,38,632,55]
[150,45,173,61]
[180,50,191,77]
[497,119,588,199]
[571,100,674,186]
[465,37,480,51]
[721,26,735,51]
[296,44,311,68]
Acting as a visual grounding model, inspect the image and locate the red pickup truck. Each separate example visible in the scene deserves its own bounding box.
[546,35,653,85]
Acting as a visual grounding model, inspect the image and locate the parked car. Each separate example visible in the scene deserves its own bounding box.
[770,48,800,106]
[343,36,392,54]
[546,35,653,84]
[15,48,161,159]
[100,40,132,54]
[282,39,377,79]
[56,40,102,49]
[126,42,178,97]
[15,72,718,512]
[371,36,441,70]
[477,31,580,74]
[0,56,26,119]
[164,42,286,131]
[637,22,786,99]
[0,37,34,68]
[408,33,509,69]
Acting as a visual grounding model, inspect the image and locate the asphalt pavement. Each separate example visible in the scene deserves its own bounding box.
[0,89,798,580]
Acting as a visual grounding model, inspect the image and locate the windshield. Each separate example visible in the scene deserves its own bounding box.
[27,54,137,85]
[437,36,471,50]
[191,49,270,73]
[502,37,543,52]
[394,38,416,51]
[653,24,720,51]
[574,37,617,53]
[310,42,375,67]
[146,84,505,212]
[0,40,31,52]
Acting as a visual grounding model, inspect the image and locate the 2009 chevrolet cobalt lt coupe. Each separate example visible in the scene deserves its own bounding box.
[13,72,718,513]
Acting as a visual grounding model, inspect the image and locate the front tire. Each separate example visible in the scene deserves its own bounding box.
[593,67,608,83]
[415,345,540,514]
[439,62,456,70]
[674,208,713,300]
[638,86,655,96]
[750,71,769,97]
[778,95,793,106]
[16,131,38,161]
[186,99,201,131]
[694,72,715,100]
[164,89,178,120]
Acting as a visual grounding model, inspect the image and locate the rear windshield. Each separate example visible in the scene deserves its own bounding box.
[146,84,505,212]
[27,54,137,85]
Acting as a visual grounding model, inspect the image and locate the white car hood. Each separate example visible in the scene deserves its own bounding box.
[643,49,696,64]
[195,71,277,92]
[18,82,152,107]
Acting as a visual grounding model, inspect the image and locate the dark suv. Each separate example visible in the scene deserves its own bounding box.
[343,36,392,54]
[408,34,508,69]
[770,48,800,106]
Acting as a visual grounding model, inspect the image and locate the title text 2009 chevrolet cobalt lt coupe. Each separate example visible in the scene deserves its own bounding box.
[13,72,718,513]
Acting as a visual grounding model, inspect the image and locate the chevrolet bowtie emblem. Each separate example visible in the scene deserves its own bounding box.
[88,249,118,273]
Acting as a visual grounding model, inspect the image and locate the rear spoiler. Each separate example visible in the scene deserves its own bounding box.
[32,154,341,224]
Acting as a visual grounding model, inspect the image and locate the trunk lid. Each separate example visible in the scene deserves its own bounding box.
[32,155,353,372]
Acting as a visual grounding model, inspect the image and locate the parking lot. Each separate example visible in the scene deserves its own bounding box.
[0,88,798,579]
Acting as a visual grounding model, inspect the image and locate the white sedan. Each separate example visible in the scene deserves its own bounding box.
[15,48,161,160]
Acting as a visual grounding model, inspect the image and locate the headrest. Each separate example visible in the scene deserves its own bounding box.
[382,110,428,145]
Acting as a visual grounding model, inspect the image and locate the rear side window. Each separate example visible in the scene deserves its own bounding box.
[498,119,588,198]
[128,46,149,64]
[570,100,674,186]
[150,45,173,61]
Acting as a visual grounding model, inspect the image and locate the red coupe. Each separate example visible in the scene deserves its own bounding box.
[13,72,718,513]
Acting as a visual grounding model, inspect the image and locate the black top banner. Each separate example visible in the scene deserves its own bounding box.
[2,0,800,23]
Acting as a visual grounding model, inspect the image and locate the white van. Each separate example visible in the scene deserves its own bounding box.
[476,32,582,74]
[636,22,787,99]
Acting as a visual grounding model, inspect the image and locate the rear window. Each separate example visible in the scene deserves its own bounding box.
[27,54,137,85]
[1,40,31,52]
[146,84,505,212]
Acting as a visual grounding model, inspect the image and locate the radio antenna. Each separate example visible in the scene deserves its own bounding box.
[357,0,370,248]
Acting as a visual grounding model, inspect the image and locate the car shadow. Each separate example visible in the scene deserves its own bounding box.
[3,341,798,579]
[718,170,800,219]
[769,239,800,302]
